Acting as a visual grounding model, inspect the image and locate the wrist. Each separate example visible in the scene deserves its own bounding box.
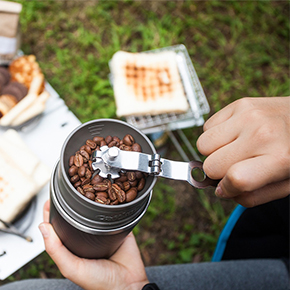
[125,279,150,290]
[142,283,160,290]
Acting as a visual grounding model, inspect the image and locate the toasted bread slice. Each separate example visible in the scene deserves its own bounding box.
[111,51,189,117]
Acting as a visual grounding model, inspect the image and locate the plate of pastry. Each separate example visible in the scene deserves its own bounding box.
[0,55,50,130]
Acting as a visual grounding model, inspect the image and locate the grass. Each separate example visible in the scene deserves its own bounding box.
[0,0,289,285]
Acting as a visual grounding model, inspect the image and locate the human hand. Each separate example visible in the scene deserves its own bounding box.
[39,200,149,290]
[197,97,290,207]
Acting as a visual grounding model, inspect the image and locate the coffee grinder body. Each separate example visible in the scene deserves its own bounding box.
[49,119,157,259]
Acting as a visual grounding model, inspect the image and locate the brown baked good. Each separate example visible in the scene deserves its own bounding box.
[111,51,189,117]
[2,81,28,102]
[0,67,11,86]
[9,55,44,90]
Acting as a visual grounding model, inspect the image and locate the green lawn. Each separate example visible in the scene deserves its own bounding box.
[1,0,289,285]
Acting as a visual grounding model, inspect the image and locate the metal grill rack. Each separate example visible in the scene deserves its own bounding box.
[109,44,209,161]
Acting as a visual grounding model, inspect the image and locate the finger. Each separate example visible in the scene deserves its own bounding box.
[197,118,240,156]
[38,222,81,280]
[202,138,245,179]
[215,155,290,198]
[232,178,290,208]
[203,101,235,131]
[43,200,50,223]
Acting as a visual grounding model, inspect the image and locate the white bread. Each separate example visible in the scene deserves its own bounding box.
[0,150,37,224]
[11,90,50,126]
[0,129,51,224]
[0,129,39,176]
[111,51,189,117]
[0,74,47,126]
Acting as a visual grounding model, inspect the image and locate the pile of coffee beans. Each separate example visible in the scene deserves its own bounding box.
[68,134,147,205]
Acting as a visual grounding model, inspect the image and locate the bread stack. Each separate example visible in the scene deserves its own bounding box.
[0,55,50,127]
[0,129,51,224]
[111,51,189,117]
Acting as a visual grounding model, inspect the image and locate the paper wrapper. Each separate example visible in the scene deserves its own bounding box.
[0,1,22,62]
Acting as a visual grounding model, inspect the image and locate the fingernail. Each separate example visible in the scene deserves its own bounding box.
[215,184,226,198]
[39,223,49,238]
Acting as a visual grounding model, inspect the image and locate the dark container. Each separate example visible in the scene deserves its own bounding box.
[49,119,157,259]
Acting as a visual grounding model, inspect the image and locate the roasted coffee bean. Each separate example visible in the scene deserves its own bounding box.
[74,152,83,167]
[80,149,90,160]
[135,171,144,179]
[126,187,137,202]
[100,140,107,147]
[85,191,95,200]
[69,155,75,167]
[96,191,108,199]
[112,184,125,203]
[85,168,92,179]
[115,175,128,183]
[117,190,126,203]
[86,139,97,149]
[108,187,117,201]
[123,134,134,146]
[93,136,104,145]
[103,180,112,188]
[84,186,95,193]
[83,163,88,168]
[93,182,109,192]
[119,144,131,151]
[123,181,131,191]
[137,177,146,191]
[108,140,118,148]
[81,178,91,186]
[127,171,136,181]
[74,181,81,188]
[77,186,85,195]
[110,199,119,205]
[113,136,121,142]
[83,145,91,155]
[68,165,78,177]
[115,181,124,190]
[88,160,93,171]
[78,166,86,177]
[129,180,138,187]
[91,174,103,185]
[70,175,79,183]
[132,143,142,152]
[105,135,113,144]
[83,184,93,189]
[95,196,109,204]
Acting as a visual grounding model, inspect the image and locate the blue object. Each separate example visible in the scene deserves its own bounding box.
[212,205,246,262]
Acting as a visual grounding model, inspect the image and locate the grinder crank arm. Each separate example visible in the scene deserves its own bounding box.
[92,146,220,189]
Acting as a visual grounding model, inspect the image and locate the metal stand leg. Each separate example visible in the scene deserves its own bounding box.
[168,129,201,162]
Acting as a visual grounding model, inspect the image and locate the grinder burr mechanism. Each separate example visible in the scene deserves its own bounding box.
[92,146,219,189]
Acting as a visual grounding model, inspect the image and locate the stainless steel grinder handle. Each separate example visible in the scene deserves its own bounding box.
[92,146,220,189]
